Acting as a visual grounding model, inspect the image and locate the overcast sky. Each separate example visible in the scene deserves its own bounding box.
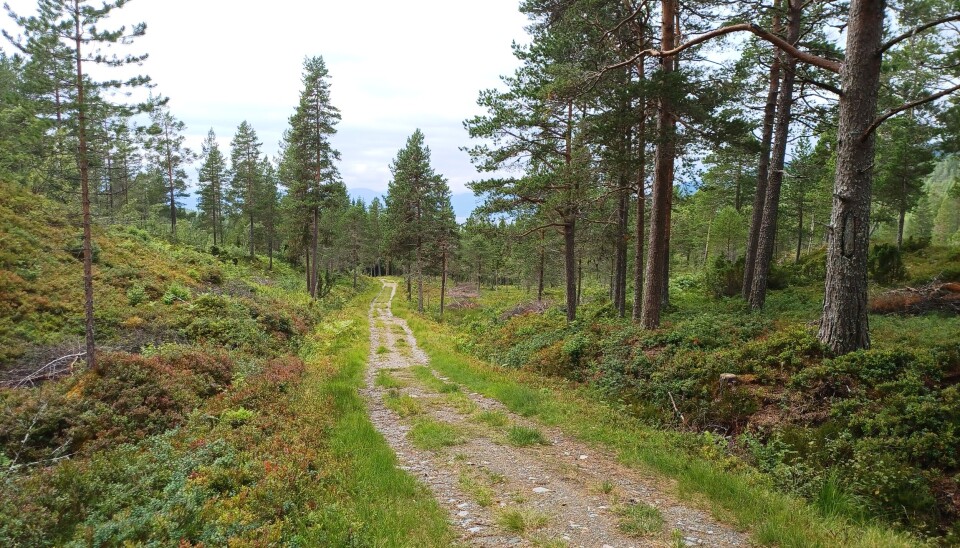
[2,0,530,203]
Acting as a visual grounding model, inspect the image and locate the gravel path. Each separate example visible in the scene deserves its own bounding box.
[362,281,751,547]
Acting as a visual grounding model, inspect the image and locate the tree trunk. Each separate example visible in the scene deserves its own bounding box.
[743,2,783,299]
[416,241,424,313]
[74,4,97,373]
[749,0,802,310]
[796,201,804,263]
[564,219,577,321]
[818,0,885,354]
[641,0,677,329]
[897,184,906,249]
[537,229,545,302]
[167,146,176,237]
[632,77,647,322]
[615,177,629,317]
[311,207,319,298]
[440,248,447,317]
[249,210,255,259]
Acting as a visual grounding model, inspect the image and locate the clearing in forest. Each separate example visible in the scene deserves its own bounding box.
[362,281,749,547]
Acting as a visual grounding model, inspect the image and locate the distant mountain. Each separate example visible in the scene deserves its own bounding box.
[347,188,478,222]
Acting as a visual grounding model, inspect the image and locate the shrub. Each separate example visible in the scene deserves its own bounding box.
[162,283,191,304]
[64,237,101,263]
[126,284,148,306]
[705,256,744,298]
[869,243,907,285]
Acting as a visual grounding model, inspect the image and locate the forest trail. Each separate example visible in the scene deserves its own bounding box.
[363,281,750,547]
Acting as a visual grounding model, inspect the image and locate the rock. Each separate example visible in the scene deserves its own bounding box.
[468,526,482,533]
[458,510,469,517]
[578,454,589,460]
[532,487,550,494]
[719,373,739,383]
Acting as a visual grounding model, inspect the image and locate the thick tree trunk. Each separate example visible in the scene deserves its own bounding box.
[310,207,319,298]
[74,7,96,373]
[641,0,677,329]
[743,4,783,299]
[564,219,577,321]
[818,0,885,354]
[749,0,802,310]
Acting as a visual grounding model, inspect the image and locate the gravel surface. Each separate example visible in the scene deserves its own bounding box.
[362,281,751,547]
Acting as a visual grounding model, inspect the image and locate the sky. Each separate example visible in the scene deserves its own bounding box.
[2,0,532,218]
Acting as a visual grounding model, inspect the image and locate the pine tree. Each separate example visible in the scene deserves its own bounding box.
[4,0,150,372]
[197,128,227,247]
[143,100,193,237]
[384,129,452,313]
[228,120,264,259]
[282,56,342,296]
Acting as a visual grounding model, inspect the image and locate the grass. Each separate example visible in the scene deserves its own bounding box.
[412,365,461,393]
[408,417,465,450]
[304,286,454,545]
[496,507,549,534]
[459,472,495,507]
[616,501,665,537]
[384,390,424,417]
[390,282,922,548]
[595,480,616,495]
[376,345,389,354]
[505,424,550,447]
[444,391,479,414]
[375,369,404,389]
[474,410,510,427]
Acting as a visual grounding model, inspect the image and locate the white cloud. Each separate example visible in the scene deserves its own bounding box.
[2,0,529,197]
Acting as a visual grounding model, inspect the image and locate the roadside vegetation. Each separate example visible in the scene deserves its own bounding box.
[0,185,451,546]
[396,246,960,545]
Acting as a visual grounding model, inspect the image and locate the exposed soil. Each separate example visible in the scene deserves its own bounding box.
[362,281,751,547]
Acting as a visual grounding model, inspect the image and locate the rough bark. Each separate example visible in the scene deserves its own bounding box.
[749,0,802,310]
[818,0,885,354]
[74,2,96,373]
[641,0,677,329]
[743,3,783,299]
[564,219,577,322]
[310,207,319,298]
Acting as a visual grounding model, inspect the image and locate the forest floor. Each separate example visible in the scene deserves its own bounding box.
[364,281,749,547]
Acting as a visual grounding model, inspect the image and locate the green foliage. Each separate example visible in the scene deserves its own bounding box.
[705,255,744,298]
[869,243,908,285]
[616,501,665,537]
[219,406,255,427]
[161,282,191,304]
[126,284,147,306]
[408,418,465,450]
[505,425,550,447]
